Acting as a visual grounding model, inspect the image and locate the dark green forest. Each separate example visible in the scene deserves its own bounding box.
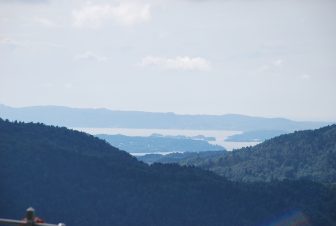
[138,151,227,165]
[0,119,335,226]
[146,125,336,183]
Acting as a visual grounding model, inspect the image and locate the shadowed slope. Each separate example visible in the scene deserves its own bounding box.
[0,119,335,226]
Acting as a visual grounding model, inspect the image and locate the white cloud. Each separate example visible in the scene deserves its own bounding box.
[73,2,151,28]
[0,36,17,45]
[41,82,53,88]
[272,59,283,66]
[139,56,211,71]
[0,36,23,50]
[257,64,270,73]
[300,74,311,80]
[74,51,108,62]
[257,58,284,73]
[34,17,56,27]
[64,83,73,89]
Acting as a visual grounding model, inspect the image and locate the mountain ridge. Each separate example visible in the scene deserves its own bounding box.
[0,104,330,131]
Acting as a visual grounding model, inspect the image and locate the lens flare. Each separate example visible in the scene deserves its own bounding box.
[260,209,311,226]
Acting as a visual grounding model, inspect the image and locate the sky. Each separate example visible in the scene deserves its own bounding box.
[0,0,335,121]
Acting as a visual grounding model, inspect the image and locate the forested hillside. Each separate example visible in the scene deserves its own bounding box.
[176,125,336,183]
[1,119,335,226]
[138,151,227,165]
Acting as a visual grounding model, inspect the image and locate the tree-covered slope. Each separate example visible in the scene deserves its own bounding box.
[138,151,228,165]
[180,125,336,183]
[0,119,335,226]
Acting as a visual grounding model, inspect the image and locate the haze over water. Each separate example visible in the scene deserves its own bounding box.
[74,127,260,152]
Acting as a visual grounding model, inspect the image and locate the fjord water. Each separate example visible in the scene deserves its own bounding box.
[74,127,260,153]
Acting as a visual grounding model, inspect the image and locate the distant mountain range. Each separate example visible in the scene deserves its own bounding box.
[141,125,336,183]
[1,118,335,226]
[0,104,330,131]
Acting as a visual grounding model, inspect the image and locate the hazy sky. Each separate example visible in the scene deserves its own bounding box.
[0,0,335,121]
